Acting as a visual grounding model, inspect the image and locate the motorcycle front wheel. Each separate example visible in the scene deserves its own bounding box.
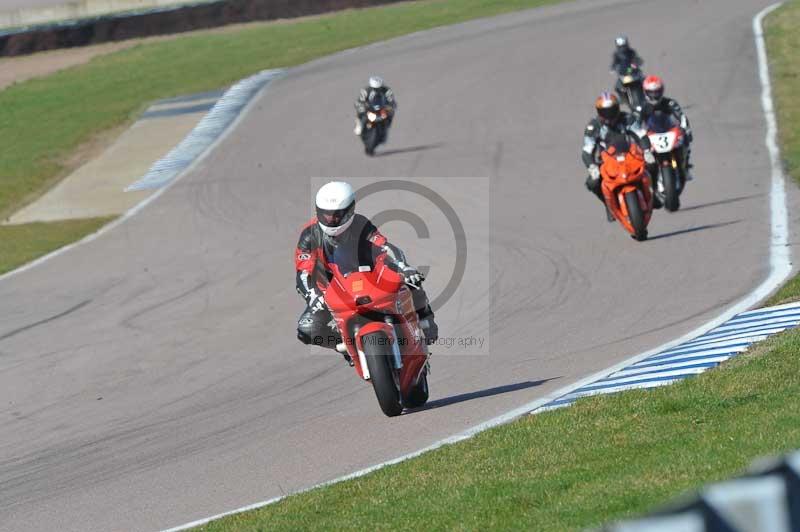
[628,85,644,111]
[363,126,379,156]
[661,165,680,212]
[625,191,648,241]
[363,332,403,417]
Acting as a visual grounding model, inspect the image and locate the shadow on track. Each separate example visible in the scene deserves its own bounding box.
[374,143,444,157]
[648,220,741,241]
[679,194,763,212]
[409,378,559,413]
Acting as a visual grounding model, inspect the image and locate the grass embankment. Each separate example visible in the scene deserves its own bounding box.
[186,4,800,530]
[0,217,112,274]
[765,0,800,305]
[0,0,564,274]
[196,331,800,532]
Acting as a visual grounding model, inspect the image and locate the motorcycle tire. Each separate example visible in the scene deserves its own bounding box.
[661,165,680,212]
[404,371,429,409]
[625,190,648,241]
[629,86,644,111]
[363,331,403,417]
[363,127,379,156]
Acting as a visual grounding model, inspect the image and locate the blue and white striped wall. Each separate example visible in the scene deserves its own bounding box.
[127,69,285,192]
[540,301,800,411]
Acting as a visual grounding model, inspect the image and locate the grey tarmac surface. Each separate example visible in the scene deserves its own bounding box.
[0,0,795,530]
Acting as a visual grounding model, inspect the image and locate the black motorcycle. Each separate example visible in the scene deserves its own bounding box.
[616,64,646,112]
[361,94,393,156]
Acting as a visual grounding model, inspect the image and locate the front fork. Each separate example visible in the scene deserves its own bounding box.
[385,316,403,371]
[652,152,684,195]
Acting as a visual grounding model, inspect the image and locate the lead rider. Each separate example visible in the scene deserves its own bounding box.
[295,182,438,361]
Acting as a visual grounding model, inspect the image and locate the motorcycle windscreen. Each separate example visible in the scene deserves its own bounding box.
[326,233,381,276]
[367,91,387,110]
[646,111,679,133]
[605,132,632,155]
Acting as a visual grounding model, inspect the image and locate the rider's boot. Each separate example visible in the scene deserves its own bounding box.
[418,309,439,345]
[354,118,363,136]
[337,343,354,366]
[586,176,612,222]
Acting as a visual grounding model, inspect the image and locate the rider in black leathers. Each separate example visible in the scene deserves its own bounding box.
[582,92,656,218]
[296,182,437,363]
[611,35,645,102]
[353,76,397,136]
[641,75,694,179]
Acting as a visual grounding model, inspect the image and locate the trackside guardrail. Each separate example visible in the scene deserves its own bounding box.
[0,0,406,57]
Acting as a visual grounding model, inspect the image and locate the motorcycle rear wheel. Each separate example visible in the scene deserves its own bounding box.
[625,191,648,241]
[363,332,403,417]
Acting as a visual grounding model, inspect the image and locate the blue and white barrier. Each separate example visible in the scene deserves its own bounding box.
[539,301,800,411]
[126,68,285,192]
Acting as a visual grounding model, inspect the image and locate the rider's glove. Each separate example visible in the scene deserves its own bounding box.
[588,164,600,180]
[644,150,656,165]
[401,266,425,287]
[307,290,326,313]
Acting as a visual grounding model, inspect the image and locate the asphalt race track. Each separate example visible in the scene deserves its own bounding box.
[1,0,795,530]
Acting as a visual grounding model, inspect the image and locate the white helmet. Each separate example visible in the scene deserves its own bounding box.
[615,35,629,48]
[315,181,356,237]
[368,76,385,89]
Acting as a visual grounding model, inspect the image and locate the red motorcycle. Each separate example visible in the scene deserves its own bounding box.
[325,253,430,416]
[600,139,654,241]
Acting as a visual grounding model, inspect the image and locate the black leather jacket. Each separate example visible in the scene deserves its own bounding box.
[641,97,691,138]
[355,86,397,115]
[295,214,407,301]
[611,47,644,75]
[581,113,651,168]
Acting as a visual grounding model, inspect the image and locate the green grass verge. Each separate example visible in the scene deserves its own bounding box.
[195,330,800,532]
[0,217,113,274]
[0,0,563,275]
[765,0,800,305]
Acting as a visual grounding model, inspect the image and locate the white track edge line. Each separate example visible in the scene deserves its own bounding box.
[159,3,791,531]
[0,69,286,284]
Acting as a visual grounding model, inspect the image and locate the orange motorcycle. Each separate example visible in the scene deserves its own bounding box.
[600,139,653,241]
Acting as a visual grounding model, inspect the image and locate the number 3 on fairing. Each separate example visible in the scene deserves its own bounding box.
[654,134,671,151]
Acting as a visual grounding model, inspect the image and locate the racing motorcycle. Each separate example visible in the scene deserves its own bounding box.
[600,138,653,241]
[645,111,687,212]
[361,93,393,156]
[325,253,430,416]
[616,64,646,112]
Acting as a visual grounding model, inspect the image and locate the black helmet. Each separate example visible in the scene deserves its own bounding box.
[595,92,621,124]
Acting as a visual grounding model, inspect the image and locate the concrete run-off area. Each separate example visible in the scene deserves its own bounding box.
[6,91,221,223]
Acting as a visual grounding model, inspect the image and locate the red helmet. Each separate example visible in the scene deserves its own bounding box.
[644,75,664,104]
[595,92,620,124]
